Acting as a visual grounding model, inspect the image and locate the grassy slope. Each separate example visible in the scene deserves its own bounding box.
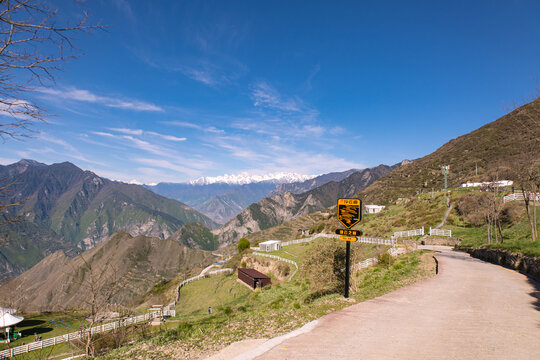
[102,243,435,359]
[358,98,540,205]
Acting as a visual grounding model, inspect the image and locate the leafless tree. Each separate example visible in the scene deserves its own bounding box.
[0,0,102,228]
[505,92,540,242]
[68,255,120,357]
[0,0,102,139]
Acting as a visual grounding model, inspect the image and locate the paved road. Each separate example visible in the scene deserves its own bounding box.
[243,246,540,360]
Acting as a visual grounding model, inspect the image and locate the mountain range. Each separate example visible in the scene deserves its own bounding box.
[147,168,363,224]
[0,160,218,280]
[213,164,399,245]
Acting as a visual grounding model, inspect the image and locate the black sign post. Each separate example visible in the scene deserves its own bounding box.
[336,198,362,299]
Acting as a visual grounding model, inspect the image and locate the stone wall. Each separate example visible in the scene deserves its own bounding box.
[459,247,540,281]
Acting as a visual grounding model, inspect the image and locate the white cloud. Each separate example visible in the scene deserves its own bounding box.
[147,132,187,142]
[164,120,224,133]
[251,81,303,112]
[108,128,144,136]
[133,158,202,178]
[36,87,164,112]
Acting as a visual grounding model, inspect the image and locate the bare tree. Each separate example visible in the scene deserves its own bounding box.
[0,0,102,139]
[506,93,540,242]
[0,0,102,228]
[67,255,120,358]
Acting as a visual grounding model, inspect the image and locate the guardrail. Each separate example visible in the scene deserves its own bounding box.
[394,227,424,238]
[261,233,395,248]
[429,228,452,237]
[503,192,540,203]
[0,309,175,359]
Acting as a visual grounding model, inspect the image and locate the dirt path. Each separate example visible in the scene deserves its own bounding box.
[225,246,540,360]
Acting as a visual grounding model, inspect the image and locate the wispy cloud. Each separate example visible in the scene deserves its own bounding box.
[147,132,186,142]
[38,133,108,167]
[251,81,304,112]
[108,128,143,136]
[36,87,164,112]
[107,127,187,142]
[164,121,224,134]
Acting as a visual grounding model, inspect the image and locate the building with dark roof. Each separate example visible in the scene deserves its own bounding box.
[238,268,271,289]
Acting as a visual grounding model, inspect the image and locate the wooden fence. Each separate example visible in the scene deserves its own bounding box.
[0,309,175,359]
[503,192,540,203]
[429,228,452,237]
[251,233,395,251]
[394,227,424,238]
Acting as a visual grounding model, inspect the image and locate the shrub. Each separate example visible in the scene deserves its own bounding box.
[223,306,233,316]
[237,238,250,253]
[377,252,391,268]
[293,302,301,309]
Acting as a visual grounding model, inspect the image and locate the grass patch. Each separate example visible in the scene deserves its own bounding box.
[99,250,435,359]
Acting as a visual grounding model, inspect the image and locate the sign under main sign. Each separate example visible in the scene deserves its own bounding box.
[339,235,357,242]
[337,198,362,229]
[335,229,363,236]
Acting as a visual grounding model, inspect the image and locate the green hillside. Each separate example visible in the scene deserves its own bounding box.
[358,98,540,204]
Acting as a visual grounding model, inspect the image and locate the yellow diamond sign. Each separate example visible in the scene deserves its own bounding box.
[337,198,362,229]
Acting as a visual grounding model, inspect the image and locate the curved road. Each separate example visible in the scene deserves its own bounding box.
[232,246,540,360]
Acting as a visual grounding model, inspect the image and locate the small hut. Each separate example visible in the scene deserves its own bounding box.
[238,268,271,289]
[259,240,282,252]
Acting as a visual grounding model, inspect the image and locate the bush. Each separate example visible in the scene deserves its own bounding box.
[377,252,391,268]
[237,238,250,253]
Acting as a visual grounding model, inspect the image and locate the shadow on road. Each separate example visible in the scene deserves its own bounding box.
[527,277,540,316]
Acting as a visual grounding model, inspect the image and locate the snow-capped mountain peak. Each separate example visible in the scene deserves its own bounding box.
[188,172,317,185]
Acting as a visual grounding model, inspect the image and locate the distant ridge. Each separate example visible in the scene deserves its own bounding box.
[188,172,317,185]
[147,169,362,224]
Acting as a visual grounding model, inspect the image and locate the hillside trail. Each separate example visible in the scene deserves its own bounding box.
[207,246,540,360]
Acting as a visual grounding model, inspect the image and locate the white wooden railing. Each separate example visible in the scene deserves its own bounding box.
[429,227,452,237]
[503,192,540,203]
[394,227,424,238]
[0,309,175,359]
[252,233,395,250]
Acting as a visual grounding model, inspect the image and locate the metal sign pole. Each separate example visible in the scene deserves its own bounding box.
[345,241,351,298]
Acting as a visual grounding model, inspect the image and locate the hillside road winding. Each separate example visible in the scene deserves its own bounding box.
[239,246,540,359]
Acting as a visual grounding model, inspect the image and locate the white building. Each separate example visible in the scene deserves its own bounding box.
[259,240,282,252]
[364,205,385,214]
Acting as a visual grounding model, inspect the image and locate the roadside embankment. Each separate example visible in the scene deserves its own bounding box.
[458,247,540,281]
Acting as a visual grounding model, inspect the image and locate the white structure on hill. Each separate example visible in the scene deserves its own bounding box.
[364,205,386,214]
[259,240,282,252]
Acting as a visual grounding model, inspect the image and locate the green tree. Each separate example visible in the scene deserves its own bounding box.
[237,237,250,253]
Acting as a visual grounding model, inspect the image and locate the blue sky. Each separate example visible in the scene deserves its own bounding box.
[1,0,539,184]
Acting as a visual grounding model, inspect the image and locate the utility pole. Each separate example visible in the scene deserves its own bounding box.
[441,165,449,190]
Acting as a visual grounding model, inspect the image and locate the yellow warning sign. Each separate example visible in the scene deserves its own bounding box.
[337,198,362,229]
[339,235,357,242]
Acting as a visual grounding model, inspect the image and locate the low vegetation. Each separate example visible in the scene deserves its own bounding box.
[100,244,435,359]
